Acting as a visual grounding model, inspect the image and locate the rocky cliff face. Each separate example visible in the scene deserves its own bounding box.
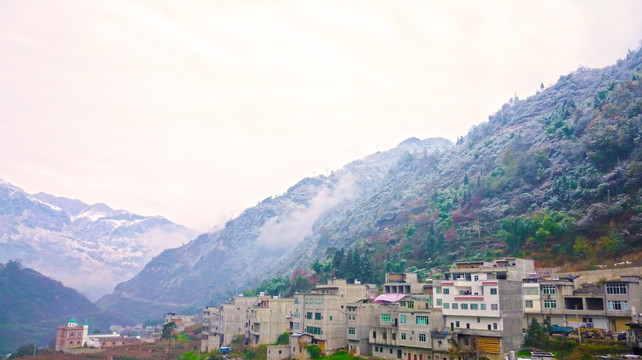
[0,180,195,300]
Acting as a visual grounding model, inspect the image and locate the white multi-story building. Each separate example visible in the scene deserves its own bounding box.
[433,258,533,359]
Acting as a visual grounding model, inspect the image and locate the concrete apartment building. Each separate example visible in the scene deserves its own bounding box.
[346,299,379,356]
[432,258,534,360]
[292,278,371,354]
[202,295,263,352]
[346,272,450,360]
[522,268,642,333]
[368,296,448,360]
[249,297,295,345]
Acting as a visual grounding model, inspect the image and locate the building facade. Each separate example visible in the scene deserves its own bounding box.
[292,278,371,354]
[56,318,88,351]
[249,297,295,345]
[432,258,533,359]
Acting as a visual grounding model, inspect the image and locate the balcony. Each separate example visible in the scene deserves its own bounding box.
[369,328,398,346]
[452,328,501,337]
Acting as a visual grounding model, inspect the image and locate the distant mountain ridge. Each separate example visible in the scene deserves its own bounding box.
[0,180,196,300]
[100,46,641,322]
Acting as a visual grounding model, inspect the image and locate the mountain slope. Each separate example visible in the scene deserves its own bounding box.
[97,138,454,321]
[100,46,642,322]
[0,180,196,300]
[0,261,129,355]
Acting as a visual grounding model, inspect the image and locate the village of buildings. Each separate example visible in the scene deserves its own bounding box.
[55,257,642,359]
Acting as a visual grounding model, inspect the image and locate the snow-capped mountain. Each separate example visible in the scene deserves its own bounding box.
[0,179,196,300]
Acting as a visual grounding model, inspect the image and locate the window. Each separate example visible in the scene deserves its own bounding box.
[314,312,321,320]
[329,316,333,321]
[372,331,376,339]
[461,304,468,310]
[542,285,556,294]
[436,287,442,294]
[401,333,406,340]
[381,314,391,322]
[493,323,498,330]
[608,300,629,310]
[443,303,450,309]
[294,298,300,304]
[481,304,486,310]
[70,331,75,337]
[470,304,478,310]
[524,287,539,295]
[455,321,460,327]
[477,317,481,323]
[474,275,479,281]
[306,312,312,319]
[407,302,414,309]
[436,299,442,306]
[491,304,498,310]
[443,288,450,295]
[490,288,497,295]
[582,317,593,323]
[606,283,627,295]
[544,300,557,308]
[400,314,406,323]
[348,327,355,335]
[306,326,322,335]
[294,310,300,318]
[294,323,300,330]
[419,333,426,342]
[525,300,533,308]
[383,332,387,340]
[452,303,458,310]
[416,315,429,325]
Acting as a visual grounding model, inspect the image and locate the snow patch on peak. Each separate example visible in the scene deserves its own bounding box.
[26,196,63,212]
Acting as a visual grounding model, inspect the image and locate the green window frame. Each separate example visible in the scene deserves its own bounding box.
[416,315,429,325]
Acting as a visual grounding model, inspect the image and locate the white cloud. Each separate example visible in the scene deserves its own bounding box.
[256,177,355,249]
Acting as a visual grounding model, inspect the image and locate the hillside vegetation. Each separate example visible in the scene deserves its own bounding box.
[0,261,130,355]
[99,46,642,321]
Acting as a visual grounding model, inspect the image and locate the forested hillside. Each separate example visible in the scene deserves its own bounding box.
[249,47,642,296]
[0,261,130,355]
[100,46,642,322]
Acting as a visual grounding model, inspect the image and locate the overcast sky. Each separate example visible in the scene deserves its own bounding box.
[1,1,641,231]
